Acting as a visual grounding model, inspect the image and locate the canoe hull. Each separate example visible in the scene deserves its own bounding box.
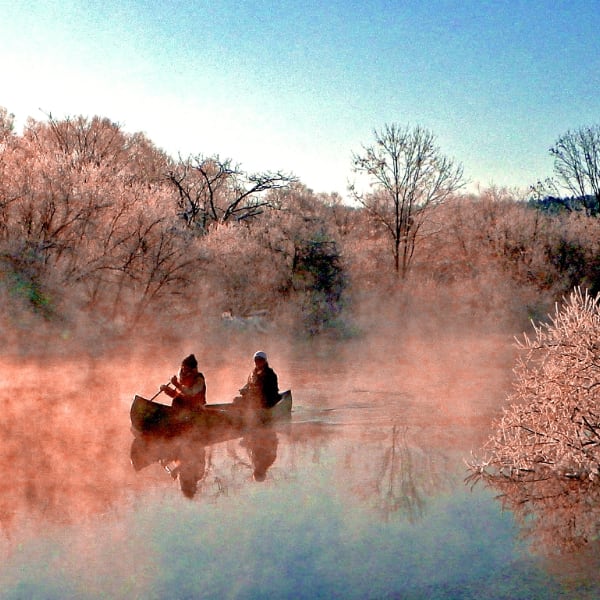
[130,390,292,437]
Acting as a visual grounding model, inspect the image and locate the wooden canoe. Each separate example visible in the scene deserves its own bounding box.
[130,389,292,437]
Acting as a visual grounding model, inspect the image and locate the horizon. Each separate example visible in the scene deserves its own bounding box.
[2,1,599,198]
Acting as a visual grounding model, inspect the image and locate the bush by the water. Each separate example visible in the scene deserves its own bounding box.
[470,287,600,480]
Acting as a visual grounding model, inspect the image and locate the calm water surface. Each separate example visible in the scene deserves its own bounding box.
[1,334,599,599]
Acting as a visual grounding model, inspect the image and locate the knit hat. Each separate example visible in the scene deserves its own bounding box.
[253,351,267,361]
[181,354,198,369]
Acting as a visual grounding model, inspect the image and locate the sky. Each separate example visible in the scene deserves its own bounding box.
[1,0,599,198]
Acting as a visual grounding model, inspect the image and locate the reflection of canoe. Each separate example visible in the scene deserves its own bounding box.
[130,390,292,437]
[130,413,281,493]
[130,433,211,498]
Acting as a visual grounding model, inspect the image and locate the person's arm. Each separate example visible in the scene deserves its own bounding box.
[160,383,178,398]
[239,372,253,395]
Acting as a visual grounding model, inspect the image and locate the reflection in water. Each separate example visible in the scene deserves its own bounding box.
[240,426,278,481]
[0,359,134,539]
[342,424,451,522]
[127,416,340,504]
[131,434,208,498]
[130,424,280,496]
[468,469,600,557]
[7,335,600,597]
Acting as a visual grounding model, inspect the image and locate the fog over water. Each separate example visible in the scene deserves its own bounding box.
[2,291,600,598]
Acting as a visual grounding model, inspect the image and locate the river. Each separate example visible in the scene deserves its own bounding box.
[1,330,599,599]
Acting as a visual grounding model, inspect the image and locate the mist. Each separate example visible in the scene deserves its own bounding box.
[3,112,599,585]
[0,270,526,546]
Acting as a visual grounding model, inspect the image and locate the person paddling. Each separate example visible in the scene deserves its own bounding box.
[161,354,206,411]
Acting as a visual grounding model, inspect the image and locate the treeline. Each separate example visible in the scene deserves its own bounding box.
[0,109,349,342]
[1,107,599,347]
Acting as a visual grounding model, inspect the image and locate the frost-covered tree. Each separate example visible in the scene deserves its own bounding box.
[470,287,600,480]
[350,123,464,277]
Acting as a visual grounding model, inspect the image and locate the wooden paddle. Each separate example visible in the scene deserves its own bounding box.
[149,381,172,401]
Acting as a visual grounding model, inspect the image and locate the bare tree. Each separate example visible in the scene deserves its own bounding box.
[350,123,464,277]
[167,154,297,233]
[533,125,600,216]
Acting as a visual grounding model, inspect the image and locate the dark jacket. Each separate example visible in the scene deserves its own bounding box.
[166,372,206,411]
[241,365,279,408]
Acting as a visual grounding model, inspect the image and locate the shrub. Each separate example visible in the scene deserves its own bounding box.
[470,287,600,480]
[199,222,289,317]
[292,234,347,335]
[0,243,54,318]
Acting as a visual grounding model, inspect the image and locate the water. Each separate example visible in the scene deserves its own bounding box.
[1,333,599,599]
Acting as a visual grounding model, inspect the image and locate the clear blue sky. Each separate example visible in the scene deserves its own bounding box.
[2,0,599,197]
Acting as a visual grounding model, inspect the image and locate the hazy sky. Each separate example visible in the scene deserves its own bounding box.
[2,1,599,196]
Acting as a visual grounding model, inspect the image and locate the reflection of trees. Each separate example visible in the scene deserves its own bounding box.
[468,469,600,556]
[344,425,449,522]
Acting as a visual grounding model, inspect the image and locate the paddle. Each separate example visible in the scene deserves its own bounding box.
[149,381,172,401]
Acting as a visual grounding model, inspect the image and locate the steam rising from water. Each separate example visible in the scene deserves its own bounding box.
[0,284,521,553]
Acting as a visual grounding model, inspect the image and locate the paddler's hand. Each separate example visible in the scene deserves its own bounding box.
[160,384,169,392]
[170,375,179,386]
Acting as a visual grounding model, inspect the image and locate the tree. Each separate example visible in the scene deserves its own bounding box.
[350,123,464,277]
[262,184,349,334]
[0,108,18,239]
[166,154,297,233]
[0,112,193,324]
[533,125,600,216]
[0,107,15,142]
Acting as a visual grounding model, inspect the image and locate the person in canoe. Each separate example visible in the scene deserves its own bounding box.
[160,354,206,411]
[236,350,280,409]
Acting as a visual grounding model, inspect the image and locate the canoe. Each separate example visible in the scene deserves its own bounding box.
[130,389,292,437]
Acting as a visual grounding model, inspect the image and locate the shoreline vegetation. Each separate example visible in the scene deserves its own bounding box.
[2,108,600,481]
[468,288,600,484]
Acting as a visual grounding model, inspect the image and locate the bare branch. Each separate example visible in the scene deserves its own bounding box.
[349,123,464,276]
[167,154,297,232]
